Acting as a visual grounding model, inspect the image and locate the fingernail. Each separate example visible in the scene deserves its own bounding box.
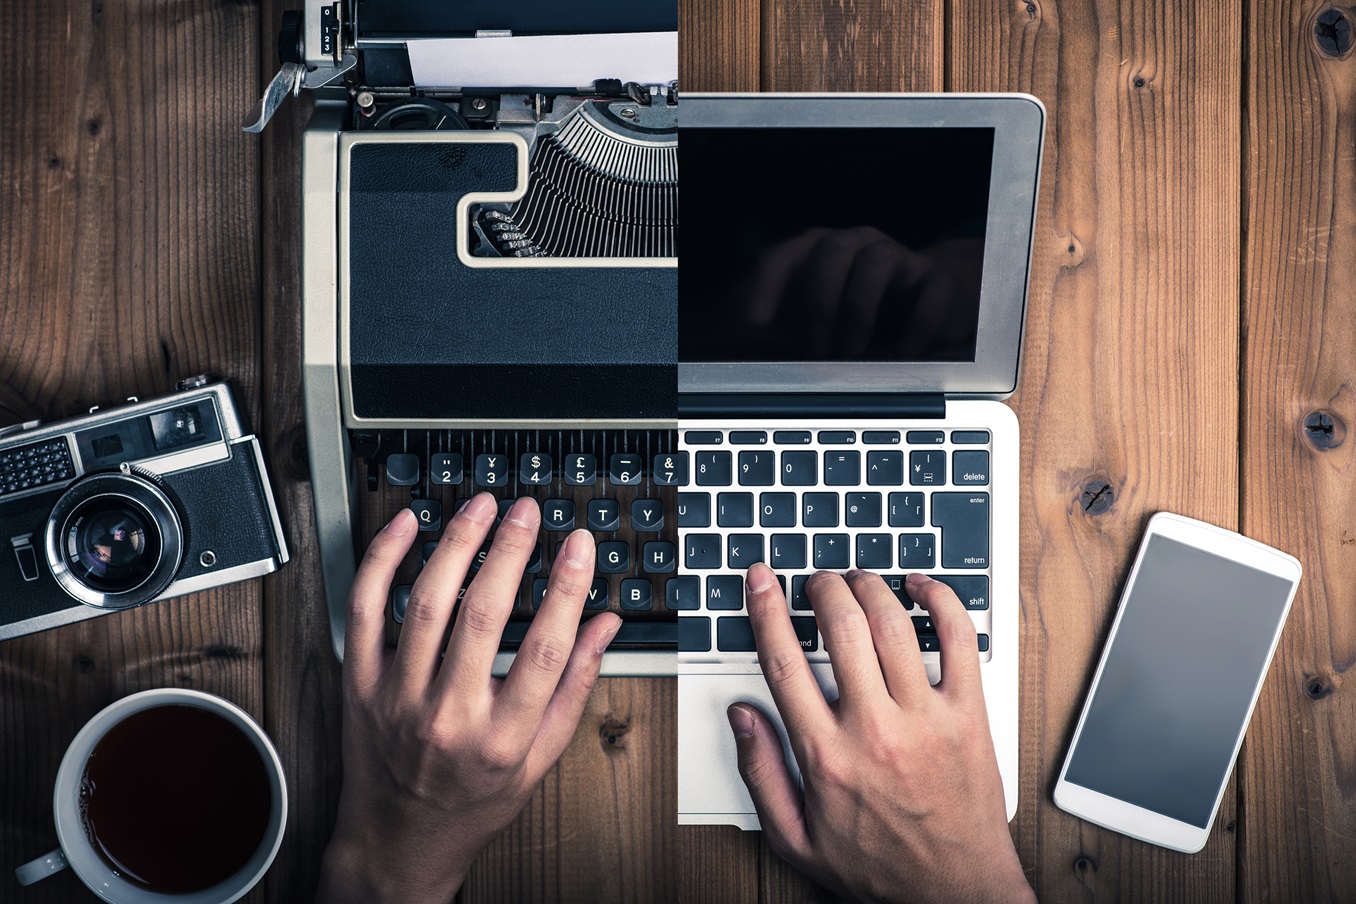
[461,493,497,524]
[747,563,775,594]
[906,572,932,587]
[845,569,866,581]
[727,704,756,739]
[563,529,594,567]
[384,508,417,536]
[505,495,539,528]
[595,615,622,654]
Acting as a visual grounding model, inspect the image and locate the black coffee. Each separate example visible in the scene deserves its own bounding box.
[81,704,272,894]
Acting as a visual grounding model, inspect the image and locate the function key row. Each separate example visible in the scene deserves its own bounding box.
[684,430,990,446]
[385,452,689,489]
[692,449,988,487]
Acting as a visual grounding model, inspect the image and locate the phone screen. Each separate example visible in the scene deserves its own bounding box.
[1063,534,1295,828]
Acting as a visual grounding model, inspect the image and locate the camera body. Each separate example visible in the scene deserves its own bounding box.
[0,378,289,639]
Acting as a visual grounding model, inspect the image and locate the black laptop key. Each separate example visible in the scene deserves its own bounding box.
[643,540,676,573]
[912,615,935,633]
[824,450,861,486]
[759,492,797,527]
[543,498,575,531]
[620,579,652,611]
[907,430,945,445]
[737,450,775,486]
[818,431,856,444]
[410,498,441,532]
[803,492,839,527]
[863,431,900,444]
[717,616,817,652]
[845,492,883,527]
[888,492,925,527]
[909,450,946,486]
[585,578,609,610]
[867,451,905,486]
[730,431,768,445]
[631,498,664,531]
[587,499,621,531]
[684,430,723,445]
[929,574,989,610]
[654,452,689,486]
[678,492,711,527]
[609,621,679,647]
[696,450,733,486]
[707,575,744,610]
[685,534,722,569]
[773,430,812,445]
[679,616,712,652]
[791,574,811,610]
[813,533,851,569]
[931,492,990,568]
[726,534,765,569]
[951,430,990,445]
[430,452,463,485]
[564,453,597,485]
[716,492,755,527]
[898,533,936,569]
[917,634,941,653]
[386,453,420,486]
[475,453,509,487]
[519,453,552,485]
[780,450,818,486]
[597,541,630,574]
[608,453,643,486]
[978,634,990,653]
[856,533,892,569]
[667,575,700,610]
[953,450,990,486]
[769,534,807,569]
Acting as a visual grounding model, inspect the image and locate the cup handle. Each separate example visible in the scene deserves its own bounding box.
[15,848,67,886]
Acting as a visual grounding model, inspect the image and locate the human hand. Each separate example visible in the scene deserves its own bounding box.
[316,493,621,904]
[729,567,1033,904]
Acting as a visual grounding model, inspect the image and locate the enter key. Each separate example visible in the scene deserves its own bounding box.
[931,492,989,568]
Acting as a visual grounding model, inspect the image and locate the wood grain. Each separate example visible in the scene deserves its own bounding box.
[680,0,760,91]
[1240,2,1356,902]
[0,0,263,901]
[953,0,1243,901]
[762,0,944,92]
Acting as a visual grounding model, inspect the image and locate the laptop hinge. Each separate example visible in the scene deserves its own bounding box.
[679,393,946,419]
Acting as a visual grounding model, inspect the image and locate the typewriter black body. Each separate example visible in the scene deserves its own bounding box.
[287,0,678,672]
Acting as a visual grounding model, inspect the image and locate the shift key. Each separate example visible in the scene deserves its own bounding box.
[931,492,989,568]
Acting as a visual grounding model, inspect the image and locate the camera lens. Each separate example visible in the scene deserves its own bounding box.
[64,499,162,592]
[46,468,184,609]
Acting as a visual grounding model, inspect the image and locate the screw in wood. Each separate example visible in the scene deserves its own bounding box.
[1315,8,1352,56]
[1080,479,1115,515]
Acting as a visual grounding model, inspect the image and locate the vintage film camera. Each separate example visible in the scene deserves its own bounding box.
[0,378,289,638]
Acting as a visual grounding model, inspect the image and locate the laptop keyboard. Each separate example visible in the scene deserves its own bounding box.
[350,429,679,650]
[675,423,994,660]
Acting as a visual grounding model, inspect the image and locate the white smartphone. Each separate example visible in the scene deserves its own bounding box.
[1052,512,1302,853]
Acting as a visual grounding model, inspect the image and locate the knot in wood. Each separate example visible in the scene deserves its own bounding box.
[598,715,630,751]
[71,653,97,674]
[1305,675,1333,700]
[1314,8,1353,57]
[1080,478,1115,515]
[1073,855,1097,875]
[1302,409,1345,450]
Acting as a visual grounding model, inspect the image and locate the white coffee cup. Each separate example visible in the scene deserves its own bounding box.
[14,688,287,903]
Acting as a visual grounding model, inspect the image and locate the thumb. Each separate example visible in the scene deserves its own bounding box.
[728,703,812,864]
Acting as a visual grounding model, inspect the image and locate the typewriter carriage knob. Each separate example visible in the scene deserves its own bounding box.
[278,10,305,65]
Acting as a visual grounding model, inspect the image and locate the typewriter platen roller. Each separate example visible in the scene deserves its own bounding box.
[286,0,679,670]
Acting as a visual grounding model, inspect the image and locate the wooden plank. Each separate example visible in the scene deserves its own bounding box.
[761,0,943,92]
[1240,2,1356,901]
[951,1,1242,901]
[681,0,760,91]
[463,678,677,903]
[0,0,263,901]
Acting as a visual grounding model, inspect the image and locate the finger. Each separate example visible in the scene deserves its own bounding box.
[523,612,621,779]
[745,564,834,746]
[748,229,825,326]
[806,571,888,706]
[495,529,596,735]
[906,573,983,699]
[845,569,929,703]
[345,508,418,695]
[389,492,497,690]
[728,703,812,864]
[440,496,541,694]
[836,239,933,358]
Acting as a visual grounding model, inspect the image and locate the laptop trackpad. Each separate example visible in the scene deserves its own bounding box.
[677,666,838,824]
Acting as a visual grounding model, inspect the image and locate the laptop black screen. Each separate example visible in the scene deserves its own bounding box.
[679,126,995,364]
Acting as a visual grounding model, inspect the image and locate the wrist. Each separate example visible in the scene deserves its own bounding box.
[316,829,468,904]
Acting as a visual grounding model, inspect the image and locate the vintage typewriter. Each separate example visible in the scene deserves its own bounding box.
[250,0,678,673]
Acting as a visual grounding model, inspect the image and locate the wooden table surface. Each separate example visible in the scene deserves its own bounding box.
[2,0,1353,902]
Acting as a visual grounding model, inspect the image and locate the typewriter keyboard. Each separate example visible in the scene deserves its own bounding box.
[355,429,680,650]
[674,424,994,661]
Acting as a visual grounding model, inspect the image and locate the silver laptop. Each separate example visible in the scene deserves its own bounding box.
[675,93,1045,827]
